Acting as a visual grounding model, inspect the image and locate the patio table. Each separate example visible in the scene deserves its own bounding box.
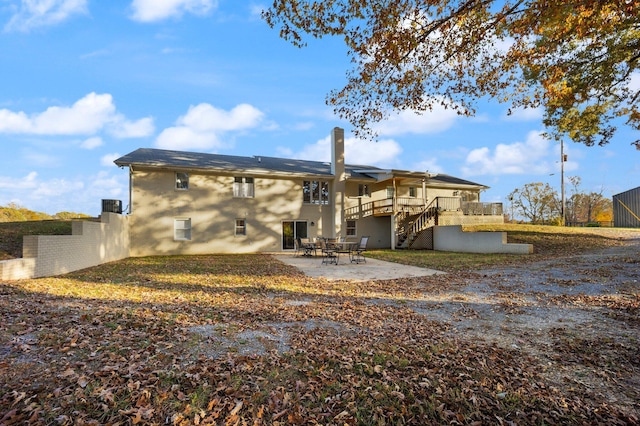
[331,241,358,264]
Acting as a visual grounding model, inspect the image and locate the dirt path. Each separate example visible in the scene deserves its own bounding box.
[398,240,640,416]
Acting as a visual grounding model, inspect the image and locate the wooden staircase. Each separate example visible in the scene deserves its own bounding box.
[395,200,438,249]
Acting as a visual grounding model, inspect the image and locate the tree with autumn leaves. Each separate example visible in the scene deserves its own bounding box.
[263,0,640,147]
[508,179,612,225]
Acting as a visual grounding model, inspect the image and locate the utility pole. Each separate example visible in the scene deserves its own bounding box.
[561,139,566,226]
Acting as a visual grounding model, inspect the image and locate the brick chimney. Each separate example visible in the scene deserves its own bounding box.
[331,127,345,237]
[331,127,345,178]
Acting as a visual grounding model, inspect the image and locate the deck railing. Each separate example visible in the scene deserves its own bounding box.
[345,197,502,219]
[461,201,503,216]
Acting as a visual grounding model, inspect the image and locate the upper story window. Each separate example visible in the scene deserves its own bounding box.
[303,181,329,205]
[386,186,395,199]
[409,186,417,198]
[358,184,370,197]
[176,172,189,190]
[233,177,254,198]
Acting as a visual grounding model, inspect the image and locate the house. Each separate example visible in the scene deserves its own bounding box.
[114,127,503,256]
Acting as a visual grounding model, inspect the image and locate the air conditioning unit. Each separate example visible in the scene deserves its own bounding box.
[102,199,122,214]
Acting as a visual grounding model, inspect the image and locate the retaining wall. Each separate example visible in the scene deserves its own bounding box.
[0,213,130,280]
[433,225,533,254]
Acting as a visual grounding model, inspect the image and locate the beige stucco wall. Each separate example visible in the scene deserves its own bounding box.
[433,225,532,254]
[0,213,130,280]
[128,169,335,255]
[127,167,491,255]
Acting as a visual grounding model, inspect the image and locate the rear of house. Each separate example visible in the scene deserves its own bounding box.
[114,127,503,255]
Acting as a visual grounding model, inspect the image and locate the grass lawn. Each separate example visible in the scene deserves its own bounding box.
[1,224,639,424]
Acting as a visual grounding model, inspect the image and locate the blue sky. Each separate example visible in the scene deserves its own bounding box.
[0,0,638,216]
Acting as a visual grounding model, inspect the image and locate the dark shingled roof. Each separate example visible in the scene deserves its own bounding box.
[114,147,487,188]
[114,148,333,177]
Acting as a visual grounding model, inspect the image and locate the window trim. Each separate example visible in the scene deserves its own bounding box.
[174,218,192,241]
[386,186,395,199]
[175,172,189,190]
[346,219,357,237]
[235,218,247,236]
[303,180,330,205]
[233,176,255,198]
[358,184,371,198]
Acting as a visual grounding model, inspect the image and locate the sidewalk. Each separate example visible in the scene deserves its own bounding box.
[275,253,445,282]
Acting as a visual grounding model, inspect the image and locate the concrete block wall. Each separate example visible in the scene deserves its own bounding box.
[0,213,130,280]
[433,225,533,254]
[437,212,505,226]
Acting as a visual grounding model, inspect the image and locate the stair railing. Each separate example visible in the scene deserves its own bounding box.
[396,199,439,248]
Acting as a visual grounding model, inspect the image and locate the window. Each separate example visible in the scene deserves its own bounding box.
[233,177,254,198]
[174,218,191,240]
[386,186,395,199]
[346,220,357,237]
[409,187,417,198]
[303,181,329,205]
[358,184,370,197]
[235,218,246,236]
[176,172,189,190]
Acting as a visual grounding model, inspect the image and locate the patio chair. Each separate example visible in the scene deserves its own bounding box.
[294,237,302,257]
[320,239,339,265]
[350,236,369,264]
[300,237,316,256]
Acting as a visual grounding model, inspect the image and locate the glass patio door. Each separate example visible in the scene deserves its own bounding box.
[282,221,308,250]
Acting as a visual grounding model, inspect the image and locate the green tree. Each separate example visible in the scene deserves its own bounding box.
[509,182,559,224]
[263,1,640,146]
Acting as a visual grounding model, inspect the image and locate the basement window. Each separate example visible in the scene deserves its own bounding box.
[346,220,357,237]
[235,218,247,236]
[174,218,192,241]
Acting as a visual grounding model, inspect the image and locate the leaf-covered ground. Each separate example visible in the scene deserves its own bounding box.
[1,230,639,425]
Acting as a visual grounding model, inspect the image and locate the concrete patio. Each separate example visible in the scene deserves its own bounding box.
[275,253,445,282]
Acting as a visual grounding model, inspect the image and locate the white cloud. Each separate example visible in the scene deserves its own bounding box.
[81,136,103,149]
[629,71,640,92]
[282,135,402,167]
[32,177,84,198]
[462,131,553,176]
[22,149,62,167]
[373,106,458,136]
[0,170,127,215]
[100,153,121,167]
[130,0,216,22]
[109,116,155,138]
[4,0,88,32]
[0,93,154,138]
[155,103,264,150]
[249,4,265,19]
[411,158,444,175]
[0,171,39,190]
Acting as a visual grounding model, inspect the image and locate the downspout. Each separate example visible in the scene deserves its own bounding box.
[422,176,427,207]
[128,166,134,214]
[391,177,398,250]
